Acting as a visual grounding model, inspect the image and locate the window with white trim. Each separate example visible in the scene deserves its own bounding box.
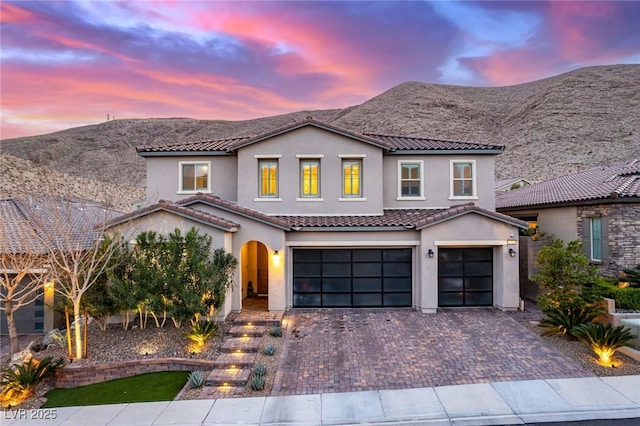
[300,159,320,197]
[450,160,476,198]
[259,159,279,197]
[342,159,362,197]
[398,160,423,198]
[179,162,210,193]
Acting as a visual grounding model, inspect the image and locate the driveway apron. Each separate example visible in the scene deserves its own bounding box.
[272,308,594,396]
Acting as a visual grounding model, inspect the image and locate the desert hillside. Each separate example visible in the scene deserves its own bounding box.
[1,64,638,193]
[0,154,144,211]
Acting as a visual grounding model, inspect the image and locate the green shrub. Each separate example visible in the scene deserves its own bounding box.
[253,364,267,377]
[572,322,636,364]
[1,357,65,401]
[185,320,218,345]
[187,370,204,388]
[621,264,640,287]
[43,329,66,349]
[539,305,602,338]
[263,344,276,356]
[594,279,640,310]
[250,375,265,391]
[269,326,282,337]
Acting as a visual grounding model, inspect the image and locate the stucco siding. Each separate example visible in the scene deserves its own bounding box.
[236,126,384,214]
[145,156,237,204]
[383,155,496,210]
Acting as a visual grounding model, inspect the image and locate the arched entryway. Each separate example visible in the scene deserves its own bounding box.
[240,241,269,311]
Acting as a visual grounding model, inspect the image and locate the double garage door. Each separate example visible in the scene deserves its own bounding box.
[293,248,412,307]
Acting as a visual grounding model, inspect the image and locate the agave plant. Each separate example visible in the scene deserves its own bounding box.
[263,344,276,356]
[539,305,602,338]
[250,374,266,391]
[187,370,205,388]
[253,364,267,377]
[1,356,65,403]
[269,326,283,337]
[572,322,636,365]
[185,320,218,346]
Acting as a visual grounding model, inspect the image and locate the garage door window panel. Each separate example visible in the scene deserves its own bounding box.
[466,292,492,306]
[353,263,381,276]
[294,294,321,307]
[293,278,321,293]
[354,294,382,306]
[322,263,351,276]
[353,250,382,262]
[440,277,464,291]
[384,277,411,292]
[322,278,351,292]
[465,262,492,276]
[384,293,412,306]
[353,278,382,292]
[323,294,351,306]
[323,250,351,262]
[466,277,492,291]
[294,262,321,276]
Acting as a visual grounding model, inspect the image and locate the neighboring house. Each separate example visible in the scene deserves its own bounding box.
[496,160,640,277]
[0,196,121,334]
[104,118,527,317]
[495,178,531,193]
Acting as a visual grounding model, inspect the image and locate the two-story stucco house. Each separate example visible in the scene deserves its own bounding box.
[105,119,526,318]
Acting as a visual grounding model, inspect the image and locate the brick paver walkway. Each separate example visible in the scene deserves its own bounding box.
[272,308,594,396]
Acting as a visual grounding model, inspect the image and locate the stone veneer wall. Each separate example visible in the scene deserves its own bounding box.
[577,203,640,278]
[53,358,217,388]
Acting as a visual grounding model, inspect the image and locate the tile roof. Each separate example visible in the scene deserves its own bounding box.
[496,160,640,209]
[177,194,292,230]
[274,209,436,228]
[137,118,502,155]
[364,133,504,152]
[100,199,241,231]
[1,197,122,255]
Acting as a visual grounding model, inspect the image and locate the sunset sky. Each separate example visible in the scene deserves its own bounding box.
[2,1,639,140]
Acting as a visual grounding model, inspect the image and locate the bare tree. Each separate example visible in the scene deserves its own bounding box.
[23,196,124,359]
[0,200,49,355]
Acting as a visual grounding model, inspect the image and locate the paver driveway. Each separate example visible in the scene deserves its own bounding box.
[272,308,594,396]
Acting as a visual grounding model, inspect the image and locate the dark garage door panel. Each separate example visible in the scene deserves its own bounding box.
[438,248,493,307]
[293,248,412,308]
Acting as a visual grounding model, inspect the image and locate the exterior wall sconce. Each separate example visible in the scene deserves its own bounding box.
[428,249,434,258]
[44,281,54,291]
[272,250,281,266]
[509,248,516,258]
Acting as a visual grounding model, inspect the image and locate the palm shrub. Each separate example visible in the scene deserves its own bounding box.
[572,322,636,365]
[1,356,65,407]
[185,320,218,346]
[539,306,602,338]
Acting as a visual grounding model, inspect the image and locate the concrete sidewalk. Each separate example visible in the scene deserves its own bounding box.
[3,375,639,425]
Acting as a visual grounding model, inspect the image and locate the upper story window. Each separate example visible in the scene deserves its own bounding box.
[398,160,424,199]
[179,161,210,193]
[259,159,279,198]
[342,159,362,198]
[300,159,320,198]
[450,160,476,199]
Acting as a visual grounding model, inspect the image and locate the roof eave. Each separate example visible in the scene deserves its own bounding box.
[497,195,640,211]
[179,198,291,231]
[416,209,528,230]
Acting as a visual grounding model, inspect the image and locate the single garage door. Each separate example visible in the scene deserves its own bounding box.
[293,248,412,307]
[438,248,493,307]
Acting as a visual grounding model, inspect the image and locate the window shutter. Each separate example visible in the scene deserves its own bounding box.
[601,217,609,261]
[582,218,591,258]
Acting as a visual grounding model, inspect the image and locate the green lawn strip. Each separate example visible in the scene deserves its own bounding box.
[42,371,189,408]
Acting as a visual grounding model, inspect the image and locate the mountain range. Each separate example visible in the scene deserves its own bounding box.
[1,64,638,209]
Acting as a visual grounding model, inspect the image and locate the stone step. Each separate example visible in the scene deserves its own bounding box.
[205,367,251,386]
[221,337,261,353]
[213,352,257,368]
[228,325,266,337]
[198,385,245,399]
[233,312,283,328]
